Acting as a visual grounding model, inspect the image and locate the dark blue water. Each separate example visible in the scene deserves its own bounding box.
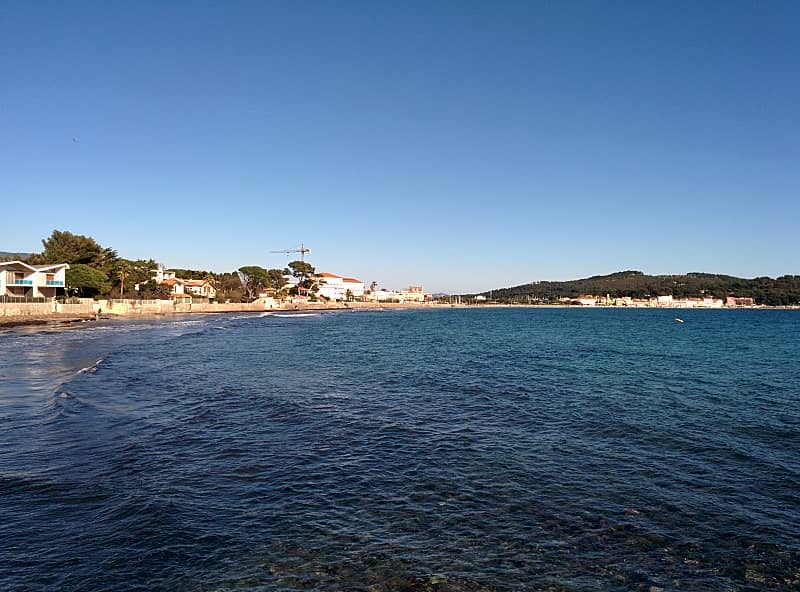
[1,308,798,591]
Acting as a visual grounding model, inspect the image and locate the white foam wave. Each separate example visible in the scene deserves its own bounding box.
[77,358,104,375]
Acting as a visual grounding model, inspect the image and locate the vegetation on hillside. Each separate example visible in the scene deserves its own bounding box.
[0,251,34,261]
[479,271,800,306]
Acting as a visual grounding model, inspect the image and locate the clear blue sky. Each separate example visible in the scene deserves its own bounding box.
[2,1,798,293]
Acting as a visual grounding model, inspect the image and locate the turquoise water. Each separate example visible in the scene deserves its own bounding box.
[1,308,798,590]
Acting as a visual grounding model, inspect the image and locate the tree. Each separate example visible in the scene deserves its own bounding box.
[238,266,271,301]
[266,269,286,291]
[35,230,117,267]
[216,272,245,302]
[128,259,157,289]
[170,268,214,280]
[286,260,316,296]
[111,260,133,297]
[137,280,172,299]
[369,281,378,293]
[66,264,112,297]
[287,260,314,279]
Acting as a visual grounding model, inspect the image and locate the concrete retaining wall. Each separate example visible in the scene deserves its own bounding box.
[54,302,95,314]
[2,298,319,320]
[98,299,270,315]
[0,302,54,316]
[99,300,176,315]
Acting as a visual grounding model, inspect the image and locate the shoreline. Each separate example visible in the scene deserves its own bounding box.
[0,302,440,330]
[2,301,797,330]
[0,312,99,329]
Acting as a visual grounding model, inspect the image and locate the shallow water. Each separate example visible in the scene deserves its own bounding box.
[1,308,798,591]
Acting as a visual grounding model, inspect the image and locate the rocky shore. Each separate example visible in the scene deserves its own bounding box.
[0,313,99,329]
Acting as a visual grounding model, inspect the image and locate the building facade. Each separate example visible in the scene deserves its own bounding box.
[0,261,68,299]
[162,278,216,300]
[316,272,365,301]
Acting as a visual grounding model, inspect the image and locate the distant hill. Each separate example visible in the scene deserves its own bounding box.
[0,251,34,261]
[479,271,800,306]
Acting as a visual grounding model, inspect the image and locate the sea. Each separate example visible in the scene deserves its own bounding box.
[1,308,798,591]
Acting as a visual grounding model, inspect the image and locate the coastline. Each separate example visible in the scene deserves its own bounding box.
[0,301,442,330]
[2,301,797,330]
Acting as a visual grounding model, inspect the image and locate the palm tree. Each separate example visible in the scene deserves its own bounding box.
[114,261,133,297]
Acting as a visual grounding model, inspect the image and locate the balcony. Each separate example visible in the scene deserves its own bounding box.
[45,280,64,286]
[12,279,33,285]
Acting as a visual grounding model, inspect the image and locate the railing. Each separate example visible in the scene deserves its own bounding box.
[45,280,64,286]
[56,297,97,304]
[57,297,84,304]
[108,299,166,305]
[0,295,48,303]
[11,279,33,285]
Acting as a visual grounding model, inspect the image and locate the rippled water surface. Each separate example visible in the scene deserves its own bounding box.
[1,308,798,591]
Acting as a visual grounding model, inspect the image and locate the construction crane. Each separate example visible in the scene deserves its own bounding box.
[270,242,311,262]
[271,242,313,297]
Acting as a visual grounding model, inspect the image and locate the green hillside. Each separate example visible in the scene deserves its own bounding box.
[0,251,34,261]
[480,271,800,306]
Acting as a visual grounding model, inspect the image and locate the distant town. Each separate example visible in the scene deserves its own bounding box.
[468,270,800,308]
[470,293,757,308]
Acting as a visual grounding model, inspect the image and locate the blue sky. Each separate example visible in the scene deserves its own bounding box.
[2,1,798,293]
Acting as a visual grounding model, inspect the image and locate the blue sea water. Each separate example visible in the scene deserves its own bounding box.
[0,308,798,591]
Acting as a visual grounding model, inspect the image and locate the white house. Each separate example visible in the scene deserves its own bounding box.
[655,295,674,307]
[316,272,365,301]
[342,277,365,298]
[142,263,216,300]
[152,263,176,283]
[180,279,216,299]
[162,278,216,300]
[370,287,428,303]
[0,261,69,299]
[135,262,174,291]
[315,272,344,300]
[702,297,724,308]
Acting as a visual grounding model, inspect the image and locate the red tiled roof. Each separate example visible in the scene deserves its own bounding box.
[342,277,362,283]
[317,272,342,278]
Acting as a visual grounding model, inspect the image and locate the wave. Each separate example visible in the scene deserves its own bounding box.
[40,389,95,421]
[273,313,319,318]
[77,358,104,375]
